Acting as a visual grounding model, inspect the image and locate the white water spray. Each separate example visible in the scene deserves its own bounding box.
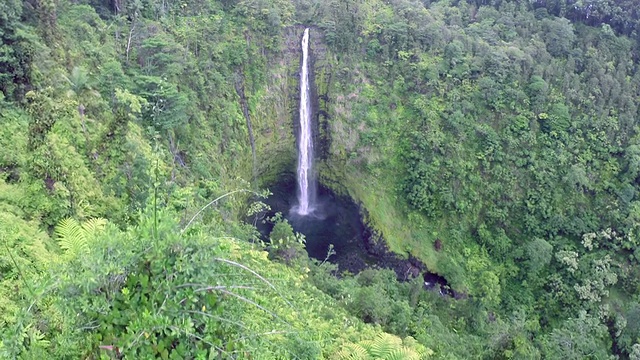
[294,28,316,216]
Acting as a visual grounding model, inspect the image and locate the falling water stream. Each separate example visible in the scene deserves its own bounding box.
[293,28,316,216]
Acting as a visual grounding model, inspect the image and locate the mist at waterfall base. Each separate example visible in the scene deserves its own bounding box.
[257,177,379,272]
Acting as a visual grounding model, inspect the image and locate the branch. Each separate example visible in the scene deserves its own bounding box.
[126,22,136,62]
[181,189,259,233]
[213,257,295,309]
[214,288,283,322]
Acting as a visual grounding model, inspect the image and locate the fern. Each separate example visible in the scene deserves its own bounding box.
[334,343,368,360]
[81,217,107,234]
[386,348,421,360]
[365,333,403,358]
[334,333,430,360]
[55,218,106,258]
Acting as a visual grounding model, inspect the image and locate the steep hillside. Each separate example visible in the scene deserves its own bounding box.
[2,0,640,358]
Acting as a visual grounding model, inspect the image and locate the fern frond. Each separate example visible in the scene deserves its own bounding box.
[386,348,421,360]
[401,336,433,357]
[334,343,369,360]
[334,333,430,360]
[366,333,403,358]
[55,217,106,258]
[56,218,86,256]
[81,218,107,236]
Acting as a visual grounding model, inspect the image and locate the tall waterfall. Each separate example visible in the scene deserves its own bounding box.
[294,28,316,216]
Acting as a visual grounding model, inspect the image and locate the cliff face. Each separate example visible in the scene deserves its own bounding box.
[252,26,333,187]
[250,27,299,186]
[308,27,332,162]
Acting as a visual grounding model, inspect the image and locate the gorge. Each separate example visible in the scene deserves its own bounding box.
[258,28,450,292]
[3,0,639,357]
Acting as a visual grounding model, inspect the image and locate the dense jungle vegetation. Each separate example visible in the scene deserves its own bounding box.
[3,0,640,358]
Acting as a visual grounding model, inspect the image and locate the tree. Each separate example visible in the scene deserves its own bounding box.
[0,0,35,100]
[542,17,576,57]
[63,66,100,134]
[134,75,188,131]
[267,213,307,266]
[617,303,640,355]
[631,344,640,360]
[542,310,611,359]
[525,238,553,275]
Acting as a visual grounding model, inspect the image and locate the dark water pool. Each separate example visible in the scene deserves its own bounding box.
[254,176,456,296]
[255,176,380,273]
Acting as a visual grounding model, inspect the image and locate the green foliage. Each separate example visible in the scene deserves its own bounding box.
[269,212,295,242]
[2,0,640,358]
[525,238,553,275]
[267,213,308,267]
[54,217,106,258]
[0,180,53,330]
[0,0,36,100]
[541,310,611,359]
[2,212,411,359]
[334,333,432,360]
[312,0,640,357]
[135,74,189,130]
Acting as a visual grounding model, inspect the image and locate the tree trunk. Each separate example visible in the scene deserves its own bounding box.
[126,22,136,63]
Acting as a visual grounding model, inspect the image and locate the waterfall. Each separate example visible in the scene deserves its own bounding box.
[294,28,316,216]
